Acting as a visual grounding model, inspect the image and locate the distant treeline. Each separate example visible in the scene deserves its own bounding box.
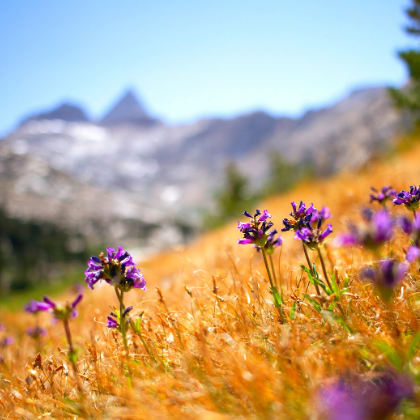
[0,209,90,294]
[204,152,314,229]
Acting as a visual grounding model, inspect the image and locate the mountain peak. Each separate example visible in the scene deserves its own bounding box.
[101,89,159,126]
[20,103,89,126]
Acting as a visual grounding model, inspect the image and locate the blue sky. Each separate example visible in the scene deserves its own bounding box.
[0,0,415,135]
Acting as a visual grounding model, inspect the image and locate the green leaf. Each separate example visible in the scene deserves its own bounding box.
[302,293,321,313]
[316,279,332,296]
[68,349,78,364]
[330,272,340,296]
[290,301,296,320]
[270,286,282,309]
[374,340,403,370]
[300,265,311,275]
[344,274,349,288]
[408,330,420,360]
[312,263,319,279]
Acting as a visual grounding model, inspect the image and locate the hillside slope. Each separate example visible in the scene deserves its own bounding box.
[1,135,420,419]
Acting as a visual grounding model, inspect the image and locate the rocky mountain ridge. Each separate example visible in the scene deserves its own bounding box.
[1,86,405,248]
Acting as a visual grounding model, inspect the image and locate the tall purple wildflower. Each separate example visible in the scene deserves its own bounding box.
[370,186,396,205]
[25,294,83,321]
[237,209,276,249]
[393,185,420,212]
[85,246,146,291]
[287,205,333,250]
[337,209,394,251]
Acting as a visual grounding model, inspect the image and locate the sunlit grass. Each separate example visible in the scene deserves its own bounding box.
[1,139,420,418]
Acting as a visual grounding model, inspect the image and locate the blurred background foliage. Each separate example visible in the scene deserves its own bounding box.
[0,209,89,295]
[203,154,312,229]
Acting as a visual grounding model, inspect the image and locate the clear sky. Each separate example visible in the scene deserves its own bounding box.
[0,0,415,135]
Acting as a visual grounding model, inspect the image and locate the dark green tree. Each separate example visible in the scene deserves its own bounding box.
[203,162,255,229]
[265,151,314,196]
[265,152,300,195]
[216,162,250,217]
[389,0,420,124]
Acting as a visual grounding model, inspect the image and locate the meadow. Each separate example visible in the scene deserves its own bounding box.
[1,138,420,419]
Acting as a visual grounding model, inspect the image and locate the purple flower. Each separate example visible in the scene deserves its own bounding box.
[407,246,420,262]
[360,259,408,301]
[26,326,48,339]
[294,220,333,250]
[237,209,276,249]
[310,206,331,224]
[84,246,146,291]
[282,201,317,232]
[370,186,396,205]
[393,185,420,212]
[255,230,283,254]
[106,306,133,330]
[398,216,420,262]
[24,300,53,313]
[337,209,393,251]
[318,373,414,420]
[106,315,119,329]
[25,294,83,321]
[0,337,14,347]
[319,381,364,420]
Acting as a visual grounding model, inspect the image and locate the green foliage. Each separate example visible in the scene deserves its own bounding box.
[0,208,90,295]
[203,162,257,229]
[203,154,313,230]
[265,151,312,196]
[390,0,420,125]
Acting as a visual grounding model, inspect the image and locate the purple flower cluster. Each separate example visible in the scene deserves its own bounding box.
[26,326,48,339]
[106,306,133,329]
[370,186,396,205]
[258,230,283,255]
[399,216,420,262]
[337,209,393,251]
[360,259,408,302]
[85,246,146,291]
[393,185,420,212]
[0,337,14,347]
[281,201,317,232]
[25,294,83,321]
[294,222,333,250]
[237,209,277,249]
[281,201,333,250]
[361,259,408,290]
[0,324,14,348]
[319,373,414,420]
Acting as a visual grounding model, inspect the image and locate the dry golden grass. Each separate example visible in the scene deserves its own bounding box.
[1,140,420,418]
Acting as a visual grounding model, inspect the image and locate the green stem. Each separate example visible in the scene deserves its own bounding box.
[262,249,285,323]
[269,254,278,286]
[317,248,333,291]
[261,249,274,288]
[63,320,84,396]
[115,288,130,358]
[115,287,133,383]
[303,243,321,295]
[317,247,347,319]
